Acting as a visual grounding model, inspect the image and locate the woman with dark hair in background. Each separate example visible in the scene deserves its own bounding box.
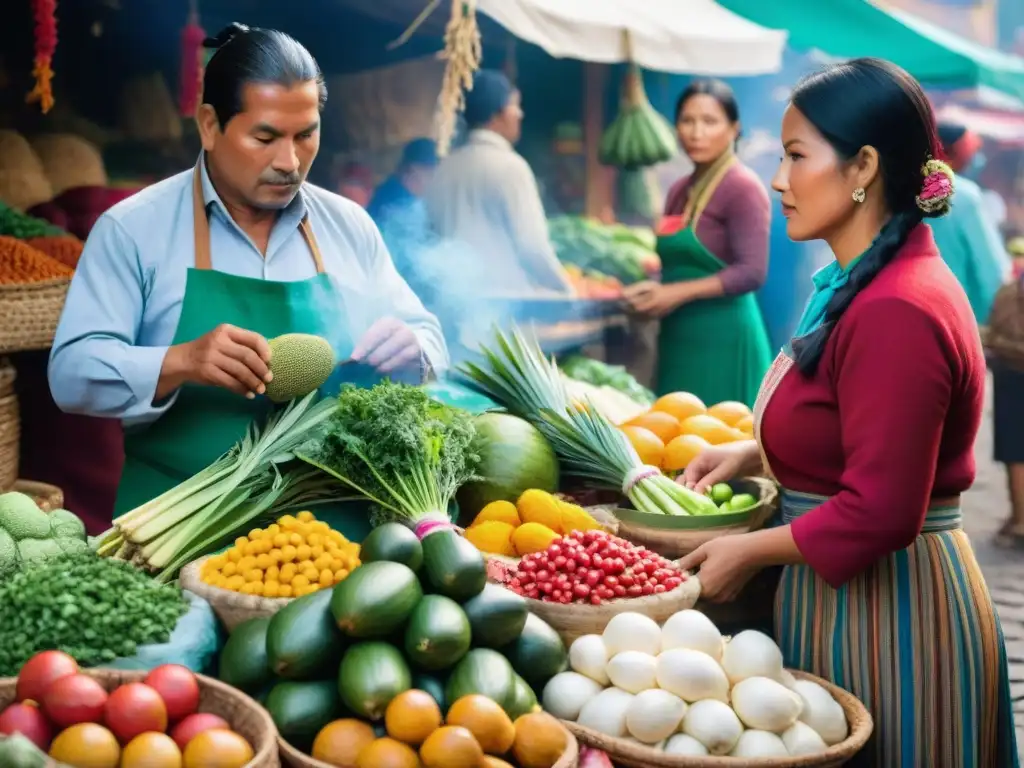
[623,79,772,406]
[677,59,1017,766]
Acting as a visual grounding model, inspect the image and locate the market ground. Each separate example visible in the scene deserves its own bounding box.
[967,379,1024,756]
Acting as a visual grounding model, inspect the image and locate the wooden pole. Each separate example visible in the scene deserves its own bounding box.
[583,62,611,220]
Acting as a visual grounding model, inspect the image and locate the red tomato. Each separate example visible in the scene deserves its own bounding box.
[41,673,109,728]
[144,665,200,722]
[16,650,79,703]
[104,682,168,744]
[0,701,53,750]
[169,713,229,752]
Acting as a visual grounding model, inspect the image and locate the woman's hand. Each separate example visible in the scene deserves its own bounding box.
[678,534,762,602]
[623,281,690,318]
[680,440,761,494]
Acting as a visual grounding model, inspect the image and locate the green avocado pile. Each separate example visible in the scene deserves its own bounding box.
[0,492,90,570]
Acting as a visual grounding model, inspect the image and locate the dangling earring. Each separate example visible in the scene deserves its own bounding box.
[852,187,866,203]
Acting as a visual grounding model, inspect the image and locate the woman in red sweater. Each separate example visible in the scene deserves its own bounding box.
[679,59,1018,767]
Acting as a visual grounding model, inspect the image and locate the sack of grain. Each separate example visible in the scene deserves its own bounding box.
[30,134,108,196]
[0,131,53,211]
[119,73,183,143]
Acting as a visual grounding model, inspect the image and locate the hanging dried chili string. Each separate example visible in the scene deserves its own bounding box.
[178,0,206,117]
[26,0,58,114]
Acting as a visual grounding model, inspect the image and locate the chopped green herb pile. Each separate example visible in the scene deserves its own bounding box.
[0,554,188,675]
[297,381,479,525]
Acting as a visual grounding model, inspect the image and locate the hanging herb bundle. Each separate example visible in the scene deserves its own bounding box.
[436,0,482,157]
[26,0,58,114]
[178,3,206,117]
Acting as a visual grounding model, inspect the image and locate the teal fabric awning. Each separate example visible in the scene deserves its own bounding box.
[717,0,1024,103]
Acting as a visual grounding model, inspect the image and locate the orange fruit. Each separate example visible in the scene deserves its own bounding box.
[511,712,569,768]
[120,733,182,768]
[385,689,443,745]
[663,434,712,471]
[357,737,421,768]
[678,414,742,445]
[49,723,120,768]
[735,414,755,435]
[445,694,515,755]
[652,391,707,421]
[620,426,665,468]
[707,400,753,427]
[313,719,376,765]
[419,726,483,768]
[182,729,253,768]
[625,410,680,443]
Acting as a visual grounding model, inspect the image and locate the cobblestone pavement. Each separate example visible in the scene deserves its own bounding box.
[964,380,1024,754]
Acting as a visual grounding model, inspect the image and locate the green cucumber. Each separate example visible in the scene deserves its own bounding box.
[445,648,515,710]
[461,583,528,648]
[412,671,448,713]
[421,529,486,601]
[360,522,424,572]
[267,588,344,680]
[265,680,343,752]
[218,617,272,694]
[404,594,471,671]
[331,560,422,638]
[338,641,412,721]
[502,613,568,690]
[505,674,540,719]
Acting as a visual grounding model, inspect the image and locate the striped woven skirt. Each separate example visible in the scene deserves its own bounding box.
[775,489,1019,767]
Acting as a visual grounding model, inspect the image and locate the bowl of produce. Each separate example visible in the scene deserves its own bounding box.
[277,694,579,768]
[0,655,279,767]
[178,510,362,632]
[488,529,702,645]
[612,477,778,558]
[544,609,872,767]
[216,520,577,768]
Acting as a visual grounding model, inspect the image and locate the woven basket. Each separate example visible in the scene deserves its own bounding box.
[11,479,64,511]
[612,477,779,559]
[180,556,293,632]
[563,670,872,767]
[278,720,579,768]
[0,279,71,354]
[0,357,14,397]
[514,572,701,646]
[0,393,18,491]
[0,668,280,767]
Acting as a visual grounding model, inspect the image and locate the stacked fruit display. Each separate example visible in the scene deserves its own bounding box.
[0,653,254,768]
[619,392,755,474]
[217,523,572,767]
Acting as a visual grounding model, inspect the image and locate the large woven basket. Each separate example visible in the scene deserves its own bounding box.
[12,479,63,511]
[180,555,293,632]
[0,279,70,354]
[0,392,18,491]
[612,477,779,559]
[563,670,872,767]
[0,668,280,767]
[278,720,579,768]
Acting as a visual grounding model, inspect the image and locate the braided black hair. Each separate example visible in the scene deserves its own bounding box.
[201,23,326,128]
[788,58,950,376]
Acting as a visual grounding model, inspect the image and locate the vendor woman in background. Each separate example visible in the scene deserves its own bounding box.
[624,79,772,407]
[679,59,1017,767]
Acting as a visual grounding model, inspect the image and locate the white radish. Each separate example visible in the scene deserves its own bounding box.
[680,699,743,755]
[655,648,730,702]
[793,679,849,745]
[730,730,790,757]
[731,676,804,732]
[721,630,785,684]
[625,689,687,744]
[603,612,662,657]
[660,609,724,661]
[577,687,634,737]
[607,651,658,694]
[542,672,605,721]
[782,721,829,755]
[568,634,610,685]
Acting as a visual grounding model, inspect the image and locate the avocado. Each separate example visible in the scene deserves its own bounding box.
[267,587,345,680]
[218,617,273,694]
[265,679,343,752]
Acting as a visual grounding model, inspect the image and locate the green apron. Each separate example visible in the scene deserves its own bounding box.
[114,166,373,542]
[655,156,772,407]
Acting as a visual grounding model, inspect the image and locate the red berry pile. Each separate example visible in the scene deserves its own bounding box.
[506,530,686,605]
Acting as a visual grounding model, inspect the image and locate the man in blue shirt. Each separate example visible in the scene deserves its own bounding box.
[48,23,447,535]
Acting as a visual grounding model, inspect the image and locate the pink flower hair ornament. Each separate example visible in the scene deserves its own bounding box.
[915,157,955,217]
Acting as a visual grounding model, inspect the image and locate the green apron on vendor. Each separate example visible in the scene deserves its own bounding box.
[48,24,447,542]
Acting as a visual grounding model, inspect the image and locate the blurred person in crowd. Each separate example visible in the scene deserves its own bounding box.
[930,121,1011,323]
[677,59,1017,767]
[623,79,772,406]
[48,24,446,540]
[425,69,571,295]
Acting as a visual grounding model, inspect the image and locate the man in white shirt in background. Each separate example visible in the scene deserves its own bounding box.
[425,69,571,295]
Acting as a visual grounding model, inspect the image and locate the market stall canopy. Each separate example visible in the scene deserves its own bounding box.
[717,0,1024,103]
[936,103,1024,147]
[473,0,787,75]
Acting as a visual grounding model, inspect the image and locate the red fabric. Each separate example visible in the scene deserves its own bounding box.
[663,162,770,296]
[14,351,123,534]
[27,201,69,231]
[656,215,686,237]
[760,225,985,587]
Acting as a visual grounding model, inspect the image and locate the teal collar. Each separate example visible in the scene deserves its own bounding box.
[791,255,862,341]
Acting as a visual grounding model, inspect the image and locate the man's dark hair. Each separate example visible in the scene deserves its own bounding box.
[201,23,327,127]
